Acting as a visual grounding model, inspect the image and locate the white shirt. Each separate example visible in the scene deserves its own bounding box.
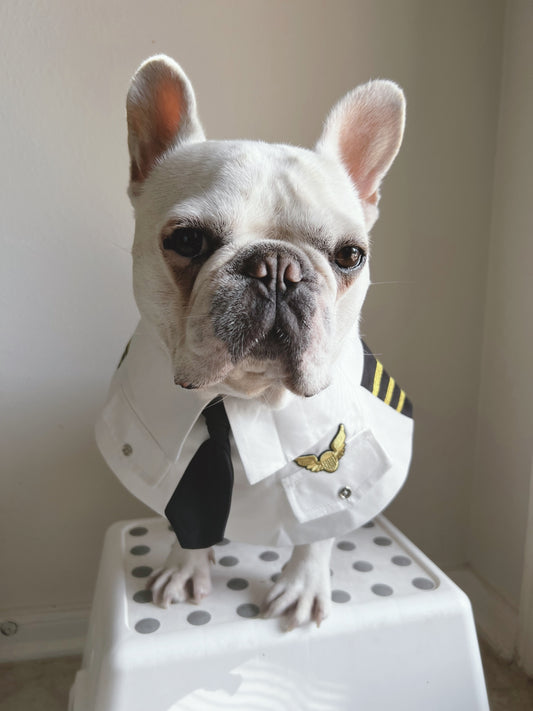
[95,320,413,547]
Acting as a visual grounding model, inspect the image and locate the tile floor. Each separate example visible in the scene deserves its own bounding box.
[0,643,531,710]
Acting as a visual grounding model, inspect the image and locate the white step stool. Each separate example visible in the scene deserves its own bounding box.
[70,516,489,711]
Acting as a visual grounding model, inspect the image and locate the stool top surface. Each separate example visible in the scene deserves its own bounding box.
[119,517,441,638]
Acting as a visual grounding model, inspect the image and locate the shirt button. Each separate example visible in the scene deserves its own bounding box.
[122,443,133,456]
[338,486,352,500]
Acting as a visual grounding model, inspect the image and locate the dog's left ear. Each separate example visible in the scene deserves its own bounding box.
[317,80,405,230]
[126,55,205,199]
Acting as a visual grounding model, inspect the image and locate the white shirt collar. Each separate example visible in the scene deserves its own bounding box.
[118,319,365,486]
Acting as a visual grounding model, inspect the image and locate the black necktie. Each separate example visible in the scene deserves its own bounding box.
[165,397,234,549]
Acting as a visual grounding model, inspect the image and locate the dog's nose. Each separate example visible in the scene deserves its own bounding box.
[243,253,302,292]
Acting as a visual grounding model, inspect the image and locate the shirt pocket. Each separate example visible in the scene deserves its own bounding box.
[99,385,171,487]
[281,428,392,524]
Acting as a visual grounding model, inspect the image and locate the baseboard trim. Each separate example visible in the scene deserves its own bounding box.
[0,604,89,663]
[447,565,518,661]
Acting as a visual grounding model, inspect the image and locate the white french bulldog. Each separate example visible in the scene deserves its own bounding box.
[98,55,412,630]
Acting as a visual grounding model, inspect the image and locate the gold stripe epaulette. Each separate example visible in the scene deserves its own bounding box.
[361,341,413,418]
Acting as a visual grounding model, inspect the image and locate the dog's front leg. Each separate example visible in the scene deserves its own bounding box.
[261,538,334,630]
[147,542,214,608]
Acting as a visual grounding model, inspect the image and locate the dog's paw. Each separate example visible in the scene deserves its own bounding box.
[147,545,214,608]
[261,539,334,630]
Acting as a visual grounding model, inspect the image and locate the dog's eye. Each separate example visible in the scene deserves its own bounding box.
[334,245,365,270]
[163,227,209,259]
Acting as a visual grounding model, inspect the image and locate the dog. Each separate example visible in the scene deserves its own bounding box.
[95,55,413,630]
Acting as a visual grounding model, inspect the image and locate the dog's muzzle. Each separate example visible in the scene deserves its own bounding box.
[211,244,320,365]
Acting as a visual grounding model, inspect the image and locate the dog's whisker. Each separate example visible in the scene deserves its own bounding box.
[106,240,132,255]
[369,280,414,286]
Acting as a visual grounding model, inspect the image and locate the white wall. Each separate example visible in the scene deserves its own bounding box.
[0,0,505,618]
[468,0,533,610]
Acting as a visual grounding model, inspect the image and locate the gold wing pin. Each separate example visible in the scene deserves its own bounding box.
[294,424,346,473]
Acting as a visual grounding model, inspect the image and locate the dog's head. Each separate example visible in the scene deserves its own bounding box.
[126,55,405,405]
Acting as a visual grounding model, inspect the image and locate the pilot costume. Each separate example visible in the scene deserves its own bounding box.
[95,320,413,548]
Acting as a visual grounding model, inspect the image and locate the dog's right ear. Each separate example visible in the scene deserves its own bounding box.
[126,55,205,199]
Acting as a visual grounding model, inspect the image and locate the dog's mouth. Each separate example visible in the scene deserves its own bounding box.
[173,313,332,398]
[174,347,326,399]
[174,316,333,398]
[224,358,295,397]
[223,358,331,404]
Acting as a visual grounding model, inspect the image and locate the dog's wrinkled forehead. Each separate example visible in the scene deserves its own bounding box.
[136,140,367,244]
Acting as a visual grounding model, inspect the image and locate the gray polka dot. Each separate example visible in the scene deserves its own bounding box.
[331,590,351,603]
[337,541,356,551]
[259,551,279,562]
[353,561,373,572]
[237,603,260,618]
[227,578,249,591]
[132,566,153,578]
[271,572,281,583]
[133,590,153,603]
[373,536,392,546]
[216,538,230,546]
[372,584,394,597]
[219,556,239,567]
[135,618,160,634]
[187,610,212,626]
[412,577,436,590]
[363,521,375,528]
[122,443,133,457]
[130,545,150,556]
[392,555,412,566]
[129,526,148,537]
